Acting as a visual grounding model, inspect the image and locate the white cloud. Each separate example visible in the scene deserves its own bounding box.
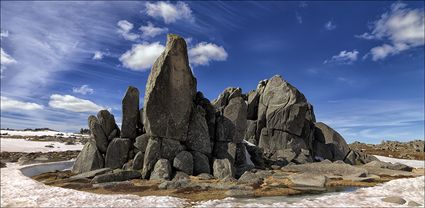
[119,42,165,71]
[1,48,17,65]
[72,85,94,95]
[188,42,228,66]
[324,21,336,30]
[356,2,424,60]
[1,96,43,111]
[49,94,105,113]
[0,30,9,38]
[92,51,104,60]
[1,48,17,77]
[145,1,193,24]
[117,20,140,41]
[139,22,168,39]
[324,50,359,64]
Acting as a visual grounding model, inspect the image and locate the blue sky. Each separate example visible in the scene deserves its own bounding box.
[1,1,424,143]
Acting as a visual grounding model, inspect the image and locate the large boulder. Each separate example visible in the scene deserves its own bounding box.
[186,106,211,154]
[97,110,119,140]
[88,115,108,153]
[72,141,104,174]
[213,142,237,163]
[141,137,161,179]
[213,158,235,179]
[255,75,315,161]
[213,87,247,143]
[150,159,172,180]
[173,151,193,175]
[134,134,149,153]
[121,86,139,139]
[192,151,210,175]
[143,34,197,141]
[161,138,185,161]
[313,122,350,161]
[105,138,132,169]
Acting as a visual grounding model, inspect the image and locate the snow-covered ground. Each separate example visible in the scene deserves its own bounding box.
[1,162,188,207]
[0,129,88,138]
[0,148,423,207]
[196,176,424,207]
[375,155,424,169]
[1,138,84,152]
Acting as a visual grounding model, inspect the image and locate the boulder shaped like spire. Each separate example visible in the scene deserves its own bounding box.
[143,34,197,141]
[121,86,139,139]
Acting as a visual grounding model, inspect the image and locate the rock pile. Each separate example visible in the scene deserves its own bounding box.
[72,34,376,181]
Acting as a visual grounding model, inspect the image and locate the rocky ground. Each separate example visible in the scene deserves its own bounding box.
[0,151,80,166]
[31,160,424,203]
[349,140,424,160]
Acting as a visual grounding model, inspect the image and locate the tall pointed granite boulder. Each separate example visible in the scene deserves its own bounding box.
[143,34,197,141]
[121,86,139,139]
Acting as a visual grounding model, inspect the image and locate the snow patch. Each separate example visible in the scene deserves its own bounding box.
[244,147,255,167]
[0,129,88,138]
[195,176,424,207]
[375,155,425,169]
[1,138,84,152]
[1,162,188,207]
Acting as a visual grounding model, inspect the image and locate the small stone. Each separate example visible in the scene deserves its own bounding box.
[381,196,406,205]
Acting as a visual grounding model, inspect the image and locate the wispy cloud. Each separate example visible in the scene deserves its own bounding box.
[92,51,105,60]
[295,12,303,24]
[324,50,359,64]
[117,20,140,41]
[144,1,194,24]
[72,85,94,95]
[356,2,424,61]
[324,21,336,30]
[0,30,9,39]
[139,22,168,39]
[317,99,424,142]
[49,94,106,113]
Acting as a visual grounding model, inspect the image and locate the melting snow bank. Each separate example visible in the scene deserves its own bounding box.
[195,176,424,207]
[1,162,188,207]
[374,155,425,169]
[0,138,84,152]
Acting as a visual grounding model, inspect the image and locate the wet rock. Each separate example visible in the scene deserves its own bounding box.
[91,170,141,184]
[150,159,172,180]
[173,151,193,175]
[213,158,235,179]
[72,141,104,174]
[289,173,327,187]
[105,138,131,169]
[143,34,196,141]
[121,86,140,139]
[70,168,111,180]
[381,196,406,205]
